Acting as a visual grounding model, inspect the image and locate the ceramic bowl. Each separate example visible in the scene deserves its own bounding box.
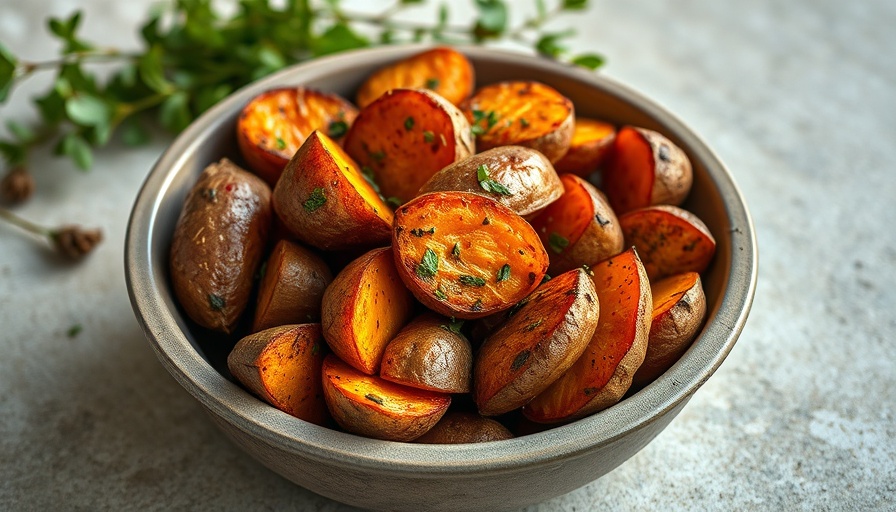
[125,45,756,511]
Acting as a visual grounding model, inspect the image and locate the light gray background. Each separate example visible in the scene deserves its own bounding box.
[1,0,894,510]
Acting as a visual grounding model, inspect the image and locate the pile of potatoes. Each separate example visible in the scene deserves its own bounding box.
[169,48,714,443]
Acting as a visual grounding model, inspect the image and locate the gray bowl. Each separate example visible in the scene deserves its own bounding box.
[125,45,756,511]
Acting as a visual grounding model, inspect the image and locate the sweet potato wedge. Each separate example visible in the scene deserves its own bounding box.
[602,126,693,214]
[321,247,415,375]
[632,272,707,388]
[414,411,514,444]
[237,87,358,186]
[344,88,474,202]
[461,81,574,163]
[530,174,624,275]
[170,158,271,334]
[322,354,451,442]
[355,47,475,108]
[392,191,548,320]
[474,268,600,416]
[523,248,651,423]
[553,118,616,176]
[380,313,473,393]
[417,146,563,218]
[272,130,393,251]
[252,240,333,332]
[619,205,716,280]
[227,324,328,425]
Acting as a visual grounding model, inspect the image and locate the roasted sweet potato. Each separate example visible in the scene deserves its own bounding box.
[227,324,328,425]
[252,240,333,332]
[356,47,475,108]
[553,118,616,176]
[380,313,473,393]
[170,158,271,334]
[344,88,473,203]
[321,247,415,375]
[602,126,693,214]
[415,411,514,444]
[237,87,358,186]
[461,81,574,163]
[272,130,393,251]
[523,248,651,423]
[322,354,451,442]
[392,191,548,319]
[417,146,563,218]
[530,174,623,275]
[474,268,600,416]
[632,272,707,388]
[619,205,716,280]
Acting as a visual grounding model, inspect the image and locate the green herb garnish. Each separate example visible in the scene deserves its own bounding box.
[404,116,415,131]
[303,187,327,212]
[434,287,448,301]
[476,164,512,196]
[520,118,530,128]
[208,293,226,311]
[370,150,386,162]
[66,324,83,338]
[452,242,461,258]
[471,299,483,312]
[423,130,435,143]
[275,137,287,149]
[441,317,464,334]
[410,227,435,237]
[548,232,569,254]
[386,196,403,208]
[524,319,543,332]
[425,77,440,90]
[328,120,348,138]
[471,109,499,136]
[416,248,439,279]
[459,275,486,287]
[511,350,531,371]
[365,393,384,405]
[496,264,511,282]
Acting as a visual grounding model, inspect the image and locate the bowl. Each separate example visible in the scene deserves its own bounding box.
[125,44,757,511]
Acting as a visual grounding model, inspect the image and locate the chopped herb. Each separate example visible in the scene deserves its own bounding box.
[423,130,435,143]
[425,77,440,90]
[508,298,529,317]
[452,243,461,258]
[328,120,348,138]
[496,264,511,282]
[311,343,320,355]
[511,350,531,371]
[471,299,483,312]
[360,166,381,193]
[524,319,543,332]
[257,261,268,280]
[548,232,569,254]
[201,188,217,202]
[541,274,552,284]
[404,116,415,131]
[66,324,82,338]
[364,393,384,405]
[370,150,386,162]
[520,118,530,128]
[476,164,513,196]
[303,187,327,212]
[441,318,464,334]
[275,137,287,149]
[415,248,439,279]
[386,196,403,208]
[459,275,486,287]
[208,293,226,311]
[434,287,448,301]
[482,217,490,225]
[471,109,499,136]
[410,227,435,237]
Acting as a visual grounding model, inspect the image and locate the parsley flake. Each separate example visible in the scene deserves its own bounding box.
[416,248,439,279]
[364,393,384,405]
[410,227,435,237]
[452,242,461,258]
[303,187,327,212]
[520,118,530,128]
[423,130,435,143]
[208,293,226,311]
[441,318,464,334]
[370,150,386,162]
[511,350,531,371]
[434,287,448,301]
[476,164,512,196]
[275,137,287,149]
[328,120,348,138]
[524,319,543,332]
[548,232,569,254]
[404,116,415,131]
[425,77,440,90]
[496,264,511,282]
[471,109,499,136]
[67,324,83,338]
[459,275,486,287]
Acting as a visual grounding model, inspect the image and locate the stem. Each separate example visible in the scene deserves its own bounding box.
[0,207,52,238]
[336,10,471,36]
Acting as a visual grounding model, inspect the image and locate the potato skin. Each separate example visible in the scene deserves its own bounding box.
[356,47,475,108]
[474,268,600,416]
[170,158,271,334]
[415,411,514,444]
[418,146,563,218]
[380,313,473,393]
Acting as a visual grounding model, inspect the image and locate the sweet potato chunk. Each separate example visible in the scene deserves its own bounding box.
[553,118,616,176]
[418,146,563,218]
[356,47,475,108]
[474,268,600,416]
[321,247,415,375]
[530,174,623,275]
[237,87,358,186]
[272,130,393,251]
[322,354,451,442]
[619,205,716,280]
[170,158,271,334]
[227,324,328,425]
[344,88,474,202]
[380,313,473,393]
[252,240,333,332]
[461,81,574,162]
[633,272,707,387]
[392,191,548,319]
[415,411,514,444]
[523,248,651,423]
[602,126,693,214]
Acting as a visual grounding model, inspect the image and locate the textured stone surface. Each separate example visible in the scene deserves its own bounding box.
[1,0,894,510]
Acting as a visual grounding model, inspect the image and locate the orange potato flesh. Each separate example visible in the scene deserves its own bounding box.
[462,81,574,162]
[321,247,415,375]
[322,132,394,223]
[554,118,616,175]
[530,173,594,256]
[619,205,716,281]
[322,355,451,441]
[523,248,651,423]
[344,88,473,202]
[356,47,475,108]
[392,192,548,319]
[653,272,700,318]
[237,87,358,186]
[602,126,654,214]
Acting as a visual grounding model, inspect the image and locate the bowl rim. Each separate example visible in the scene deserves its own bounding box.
[125,44,757,475]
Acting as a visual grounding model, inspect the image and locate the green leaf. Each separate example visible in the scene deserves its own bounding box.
[138,46,173,94]
[416,248,439,279]
[459,275,486,287]
[34,89,66,124]
[194,84,232,114]
[0,140,26,166]
[303,187,327,212]
[441,318,464,334]
[66,94,110,127]
[58,133,93,171]
[496,263,511,282]
[0,42,16,103]
[562,0,589,10]
[571,53,605,70]
[477,164,513,196]
[159,91,192,132]
[120,119,150,146]
[474,0,508,39]
[6,121,33,142]
[548,232,569,254]
[47,11,92,53]
[313,23,369,57]
[536,33,569,59]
